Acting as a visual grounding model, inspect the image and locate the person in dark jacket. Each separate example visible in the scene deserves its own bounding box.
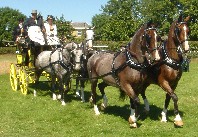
[22,10,46,66]
[23,10,45,36]
[12,18,24,42]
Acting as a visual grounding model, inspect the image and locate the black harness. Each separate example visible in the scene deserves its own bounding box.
[161,22,188,70]
[40,47,72,73]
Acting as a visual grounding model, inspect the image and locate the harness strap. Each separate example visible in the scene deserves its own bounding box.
[162,42,182,69]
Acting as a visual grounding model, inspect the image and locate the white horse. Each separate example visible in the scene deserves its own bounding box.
[35,42,81,105]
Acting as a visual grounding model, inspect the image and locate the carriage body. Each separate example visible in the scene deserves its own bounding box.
[10,26,52,95]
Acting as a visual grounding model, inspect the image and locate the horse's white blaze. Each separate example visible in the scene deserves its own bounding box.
[161,108,167,122]
[154,31,160,60]
[94,105,100,115]
[183,25,189,51]
[174,114,182,121]
[143,98,150,111]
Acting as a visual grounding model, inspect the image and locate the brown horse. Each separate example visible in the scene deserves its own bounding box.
[141,15,190,127]
[87,21,160,128]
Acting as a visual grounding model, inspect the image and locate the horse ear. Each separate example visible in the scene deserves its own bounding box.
[147,20,153,28]
[184,16,190,22]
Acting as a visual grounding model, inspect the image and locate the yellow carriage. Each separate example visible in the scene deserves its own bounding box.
[9,26,50,95]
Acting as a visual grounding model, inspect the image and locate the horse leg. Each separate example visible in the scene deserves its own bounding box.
[90,79,100,115]
[129,97,140,128]
[141,84,150,112]
[51,75,57,100]
[121,83,139,128]
[80,79,85,102]
[59,79,66,106]
[161,93,171,122]
[33,69,42,97]
[98,82,108,109]
[75,77,81,97]
[160,82,183,126]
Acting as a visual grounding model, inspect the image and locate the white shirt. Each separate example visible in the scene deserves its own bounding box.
[86,29,94,40]
[44,22,58,36]
[44,22,60,45]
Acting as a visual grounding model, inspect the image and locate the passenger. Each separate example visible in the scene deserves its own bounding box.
[44,15,60,46]
[12,18,24,42]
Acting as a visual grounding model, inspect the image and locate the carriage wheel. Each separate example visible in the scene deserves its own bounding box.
[10,63,19,91]
[20,69,28,95]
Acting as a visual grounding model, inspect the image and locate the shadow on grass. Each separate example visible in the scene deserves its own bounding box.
[28,82,92,103]
[102,103,184,123]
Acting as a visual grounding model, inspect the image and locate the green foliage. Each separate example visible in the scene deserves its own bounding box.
[0,47,15,54]
[0,7,26,42]
[188,41,198,58]
[92,0,141,41]
[55,15,75,43]
[92,0,198,41]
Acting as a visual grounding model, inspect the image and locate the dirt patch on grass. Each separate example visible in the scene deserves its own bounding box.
[0,54,16,75]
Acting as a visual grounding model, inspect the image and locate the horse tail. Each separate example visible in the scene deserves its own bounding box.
[119,89,127,101]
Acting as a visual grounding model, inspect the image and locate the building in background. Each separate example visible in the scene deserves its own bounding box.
[71,22,90,38]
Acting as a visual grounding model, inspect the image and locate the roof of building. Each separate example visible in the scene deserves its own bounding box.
[71,22,90,29]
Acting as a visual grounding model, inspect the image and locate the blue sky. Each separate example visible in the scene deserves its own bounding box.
[0,0,108,25]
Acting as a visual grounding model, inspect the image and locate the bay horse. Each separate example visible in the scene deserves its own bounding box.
[141,15,190,127]
[87,21,160,128]
[35,42,78,105]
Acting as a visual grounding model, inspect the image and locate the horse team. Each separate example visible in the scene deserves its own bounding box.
[34,15,190,128]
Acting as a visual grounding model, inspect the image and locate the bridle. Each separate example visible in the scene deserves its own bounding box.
[162,21,189,69]
[141,27,159,64]
[174,22,189,54]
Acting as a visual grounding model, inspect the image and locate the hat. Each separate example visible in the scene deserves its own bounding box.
[47,15,54,20]
[18,18,24,22]
[31,10,37,14]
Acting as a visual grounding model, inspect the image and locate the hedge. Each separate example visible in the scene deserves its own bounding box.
[0,41,198,58]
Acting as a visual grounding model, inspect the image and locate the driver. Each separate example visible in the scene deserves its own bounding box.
[23,10,45,37]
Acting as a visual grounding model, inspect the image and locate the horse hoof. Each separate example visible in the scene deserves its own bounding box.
[174,120,183,127]
[128,117,137,128]
[100,103,107,110]
[81,100,85,103]
[143,108,149,115]
[89,97,93,104]
[129,123,137,128]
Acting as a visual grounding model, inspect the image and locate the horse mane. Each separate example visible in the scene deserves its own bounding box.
[128,24,146,49]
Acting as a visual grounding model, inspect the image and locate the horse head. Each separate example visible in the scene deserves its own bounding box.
[71,44,84,71]
[174,15,190,52]
[139,21,161,64]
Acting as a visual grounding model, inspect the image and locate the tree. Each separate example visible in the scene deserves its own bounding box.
[55,15,75,43]
[92,0,142,41]
[0,7,26,42]
[92,0,198,41]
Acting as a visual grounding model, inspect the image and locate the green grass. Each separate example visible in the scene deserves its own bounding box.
[0,60,198,137]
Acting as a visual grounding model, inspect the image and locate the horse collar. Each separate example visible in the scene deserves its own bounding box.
[125,50,148,70]
[162,43,182,69]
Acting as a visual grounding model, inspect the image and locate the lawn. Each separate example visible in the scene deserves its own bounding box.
[0,54,198,137]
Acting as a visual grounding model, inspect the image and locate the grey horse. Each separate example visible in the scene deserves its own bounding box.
[35,42,79,105]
